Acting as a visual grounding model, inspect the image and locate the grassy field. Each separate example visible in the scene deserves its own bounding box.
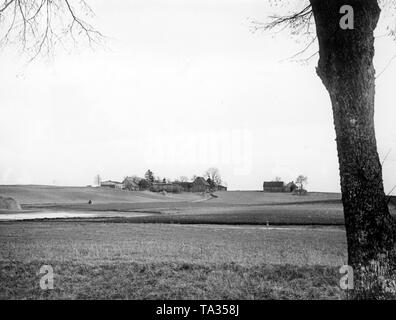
[1,186,395,225]
[2,186,393,299]
[23,203,344,225]
[209,191,341,205]
[0,185,342,205]
[0,222,346,299]
[0,186,351,225]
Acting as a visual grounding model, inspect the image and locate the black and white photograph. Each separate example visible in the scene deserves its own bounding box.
[1,0,396,307]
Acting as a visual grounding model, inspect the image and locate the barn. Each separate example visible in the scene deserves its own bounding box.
[263,181,284,192]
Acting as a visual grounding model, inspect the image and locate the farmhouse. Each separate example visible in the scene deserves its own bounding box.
[284,181,298,192]
[216,185,227,191]
[191,176,210,193]
[122,177,139,191]
[100,180,123,189]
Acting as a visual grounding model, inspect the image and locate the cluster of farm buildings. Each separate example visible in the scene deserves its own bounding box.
[100,176,227,193]
[100,175,298,194]
[262,181,298,193]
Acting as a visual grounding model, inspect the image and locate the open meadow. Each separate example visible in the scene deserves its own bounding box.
[0,185,394,299]
[0,222,346,299]
[0,185,349,225]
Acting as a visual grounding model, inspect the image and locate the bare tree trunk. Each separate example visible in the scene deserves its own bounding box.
[310,0,396,299]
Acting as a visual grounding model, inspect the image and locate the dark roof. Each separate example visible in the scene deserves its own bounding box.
[263,181,284,188]
[285,181,297,187]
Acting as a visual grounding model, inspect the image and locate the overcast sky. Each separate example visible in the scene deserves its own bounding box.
[1,0,396,192]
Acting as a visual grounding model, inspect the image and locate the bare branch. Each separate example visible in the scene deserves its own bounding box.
[251,2,317,62]
[260,4,313,31]
[0,0,15,13]
[0,0,105,62]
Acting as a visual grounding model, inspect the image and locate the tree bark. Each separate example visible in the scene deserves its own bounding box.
[310,0,396,299]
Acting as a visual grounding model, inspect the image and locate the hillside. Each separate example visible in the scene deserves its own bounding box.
[210,191,341,205]
[0,185,204,205]
[0,186,343,207]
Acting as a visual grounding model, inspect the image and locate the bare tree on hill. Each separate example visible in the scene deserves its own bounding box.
[295,175,308,193]
[204,167,222,187]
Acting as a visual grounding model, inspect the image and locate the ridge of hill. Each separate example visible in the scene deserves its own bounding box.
[0,185,203,205]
